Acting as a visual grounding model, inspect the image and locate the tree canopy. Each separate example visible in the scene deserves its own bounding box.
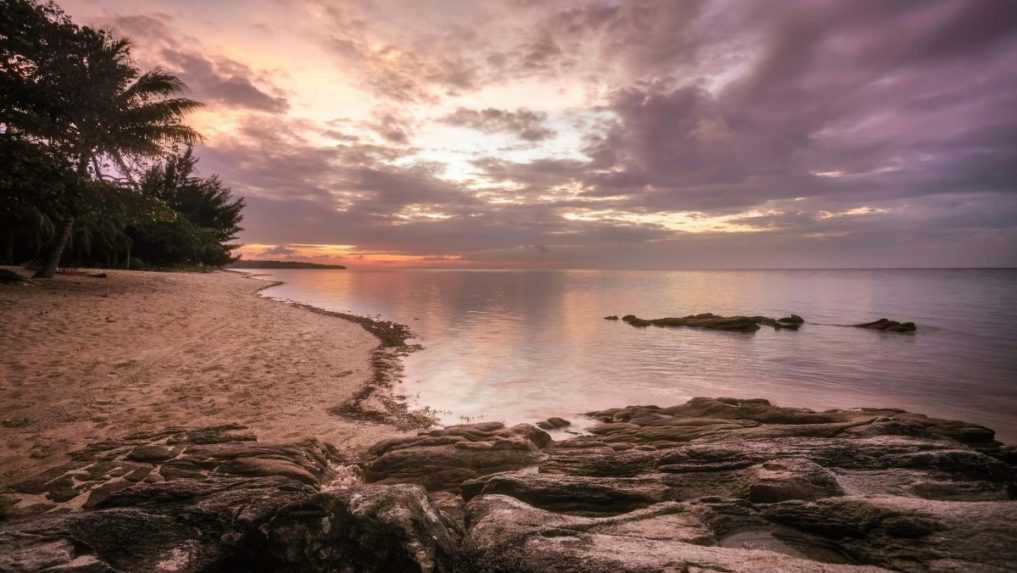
[1,0,243,272]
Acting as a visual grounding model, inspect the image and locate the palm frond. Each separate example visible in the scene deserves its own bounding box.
[119,98,203,125]
[120,70,190,102]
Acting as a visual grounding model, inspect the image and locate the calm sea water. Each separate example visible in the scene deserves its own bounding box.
[252,269,1017,442]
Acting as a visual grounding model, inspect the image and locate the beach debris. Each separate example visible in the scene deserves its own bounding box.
[1,417,31,429]
[853,318,917,332]
[55,269,108,278]
[0,269,30,285]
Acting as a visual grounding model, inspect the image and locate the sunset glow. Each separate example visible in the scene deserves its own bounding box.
[60,0,1017,268]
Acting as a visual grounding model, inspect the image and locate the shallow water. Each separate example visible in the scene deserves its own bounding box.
[254,269,1017,442]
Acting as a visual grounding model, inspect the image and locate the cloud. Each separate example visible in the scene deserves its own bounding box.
[365,110,413,144]
[67,0,1017,268]
[259,244,297,257]
[442,108,556,141]
[159,50,288,113]
[99,14,288,113]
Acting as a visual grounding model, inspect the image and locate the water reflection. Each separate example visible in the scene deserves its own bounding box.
[259,269,1017,442]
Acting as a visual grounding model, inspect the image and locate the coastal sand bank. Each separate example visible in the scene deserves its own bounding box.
[0,269,406,486]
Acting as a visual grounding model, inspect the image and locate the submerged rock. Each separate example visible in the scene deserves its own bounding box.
[853,318,917,332]
[621,312,805,332]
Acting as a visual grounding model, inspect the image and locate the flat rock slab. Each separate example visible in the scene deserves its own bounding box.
[362,421,551,491]
[456,398,1016,572]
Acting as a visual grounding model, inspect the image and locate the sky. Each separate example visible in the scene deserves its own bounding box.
[62,0,1017,268]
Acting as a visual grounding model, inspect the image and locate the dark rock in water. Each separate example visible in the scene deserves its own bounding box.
[618,313,650,327]
[621,312,806,332]
[603,315,619,320]
[853,318,917,332]
[3,399,1015,572]
[362,421,551,491]
[536,417,571,430]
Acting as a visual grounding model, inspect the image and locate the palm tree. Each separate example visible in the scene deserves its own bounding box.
[1,0,202,276]
[31,30,202,277]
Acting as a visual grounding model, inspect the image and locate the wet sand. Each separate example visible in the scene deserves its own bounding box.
[0,268,406,486]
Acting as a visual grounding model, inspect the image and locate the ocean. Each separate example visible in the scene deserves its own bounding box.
[252,269,1017,442]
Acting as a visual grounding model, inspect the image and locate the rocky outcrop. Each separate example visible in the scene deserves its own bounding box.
[853,318,918,332]
[362,421,551,491]
[0,425,454,573]
[456,398,1016,572]
[3,399,1014,572]
[621,312,805,332]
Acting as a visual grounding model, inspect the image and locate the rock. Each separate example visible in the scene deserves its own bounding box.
[0,426,452,573]
[620,312,807,332]
[603,315,619,320]
[457,398,1017,572]
[745,458,844,503]
[126,445,178,463]
[362,422,551,491]
[536,417,571,430]
[3,399,1015,572]
[242,484,459,573]
[853,318,917,332]
[463,495,888,572]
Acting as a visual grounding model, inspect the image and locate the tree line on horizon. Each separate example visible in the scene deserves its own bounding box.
[0,0,244,276]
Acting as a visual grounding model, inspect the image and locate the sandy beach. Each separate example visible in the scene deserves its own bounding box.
[0,269,405,486]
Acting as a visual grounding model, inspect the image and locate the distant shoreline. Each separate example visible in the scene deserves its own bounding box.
[229,259,347,269]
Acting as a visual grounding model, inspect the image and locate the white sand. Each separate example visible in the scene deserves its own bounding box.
[0,269,406,486]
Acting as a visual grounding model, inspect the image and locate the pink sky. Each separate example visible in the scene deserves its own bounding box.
[62,0,1017,268]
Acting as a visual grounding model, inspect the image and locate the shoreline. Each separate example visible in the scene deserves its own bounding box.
[0,268,410,487]
[236,270,434,429]
[3,269,1015,571]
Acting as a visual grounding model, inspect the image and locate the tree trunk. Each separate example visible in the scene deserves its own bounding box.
[125,242,131,270]
[34,217,74,278]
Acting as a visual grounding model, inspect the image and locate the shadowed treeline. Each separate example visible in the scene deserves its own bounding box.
[0,0,243,274]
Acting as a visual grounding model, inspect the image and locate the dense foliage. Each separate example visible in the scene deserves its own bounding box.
[1,0,242,272]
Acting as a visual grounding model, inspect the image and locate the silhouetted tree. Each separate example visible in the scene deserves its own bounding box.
[132,148,245,266]
[1,0,201,276]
